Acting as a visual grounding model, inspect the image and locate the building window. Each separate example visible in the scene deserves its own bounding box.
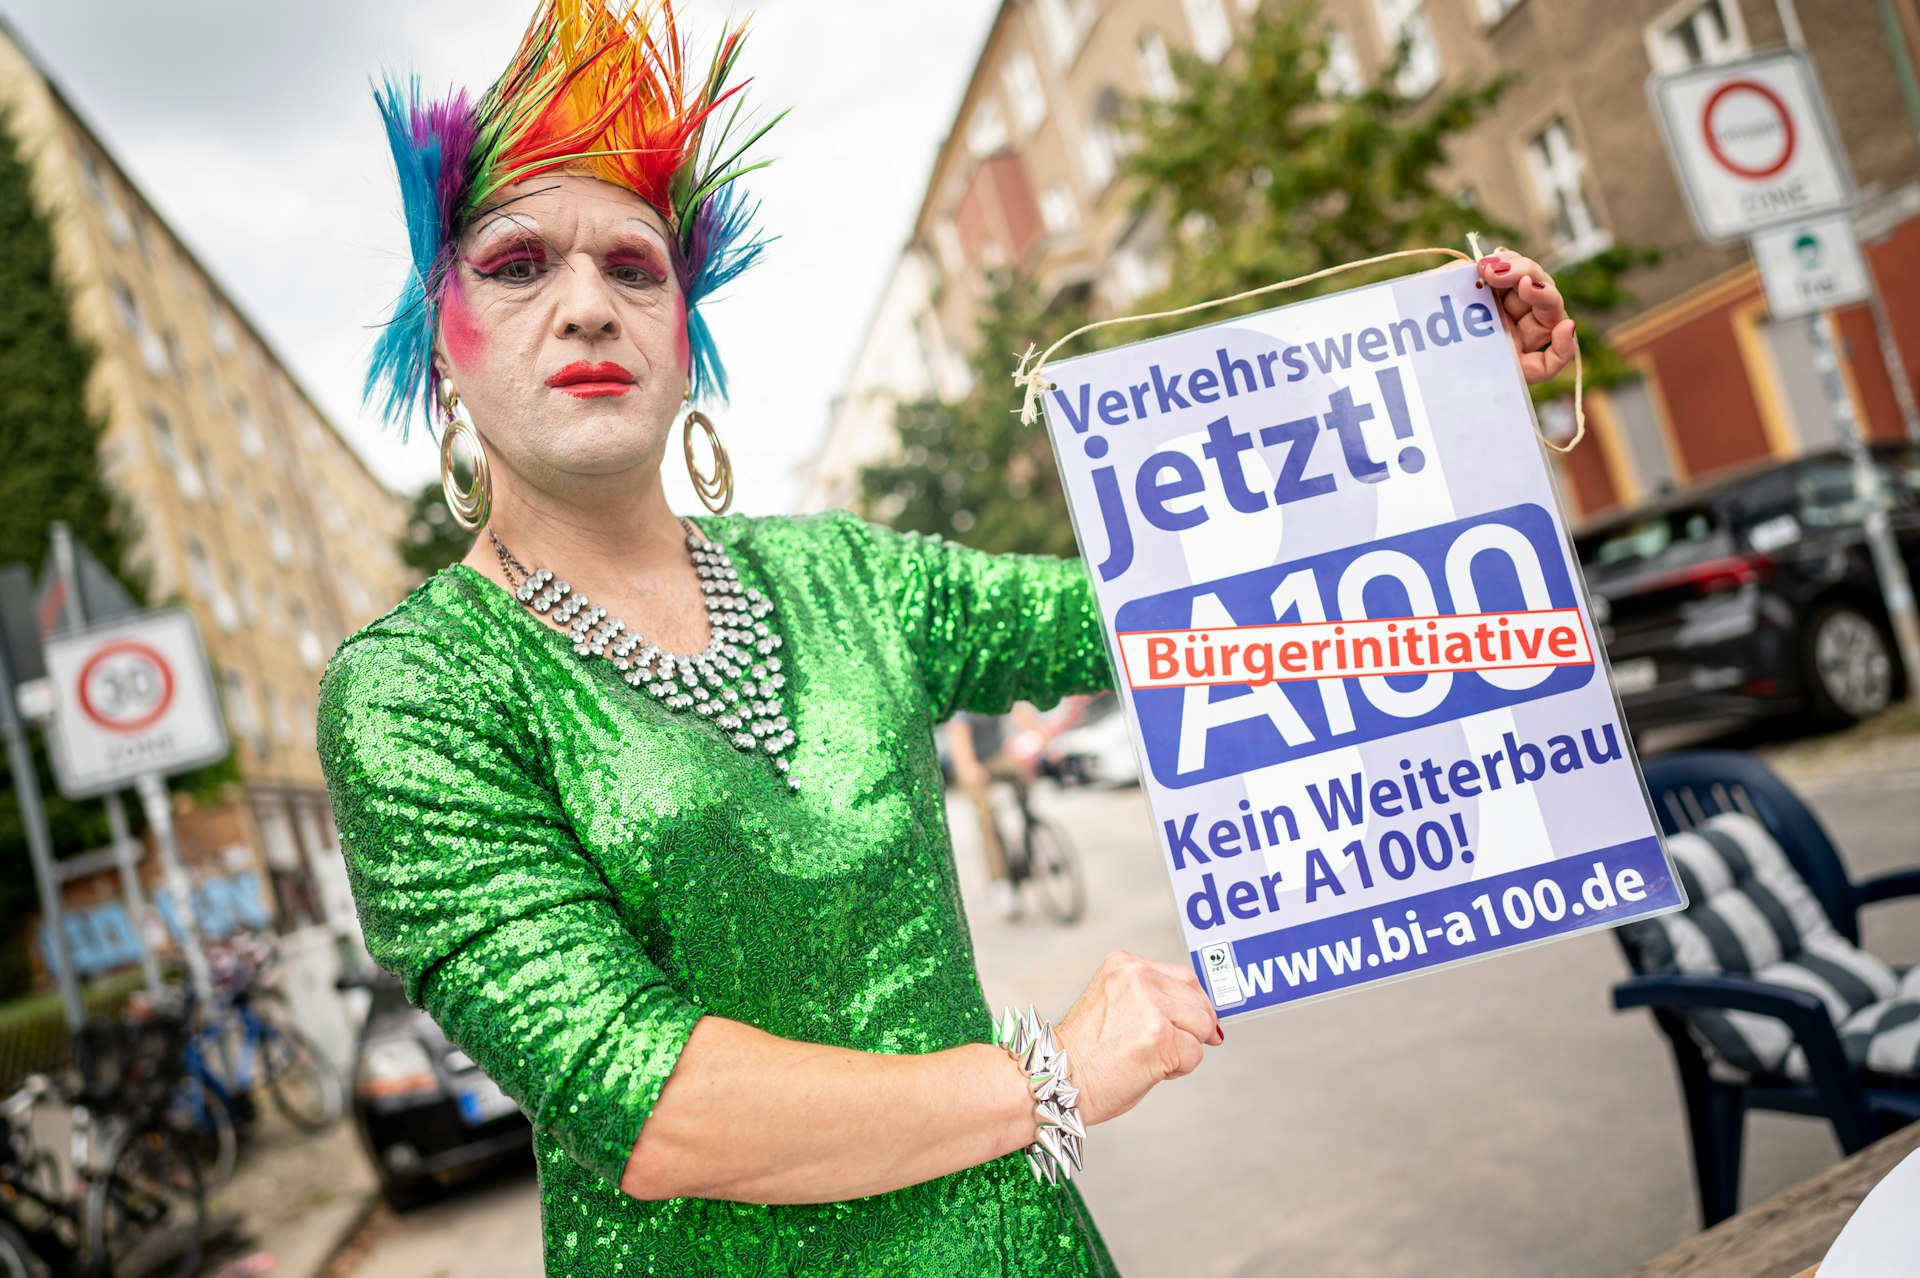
[1140,31,1179,101]
[261,495,293,564]
[112,280,169,377]
[261,580,284,634]
[1003,50,1048,135]
[1321,28,1364,97]
[196,446,220,503]
[290,599,323,669]
[966,100,1008,158]
[1371,0,1443,98]
[207,301,234,357]
[1183,0,1234,62]
[1035,0,1099,66]
[1040,183,1081,236]
[77,149,132,245]
[266,686,291,745]
[130,212,152,261]
[231,564,257,625]
[185,536,238,631]
[1647,0,1748,72]
[1083,88,1130,192]
[149,407,203,500]
[1524,117,1611,261]
[1476,0,1523,22]
[233,395,264,458]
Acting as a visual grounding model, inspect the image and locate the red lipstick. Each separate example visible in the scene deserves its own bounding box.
[546,361,636,399]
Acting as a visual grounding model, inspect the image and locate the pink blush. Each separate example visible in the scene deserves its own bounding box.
[441,278,488,371]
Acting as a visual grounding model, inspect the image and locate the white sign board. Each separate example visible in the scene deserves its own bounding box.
[1650,50,1854,244]
[1750,213,1871,320]
[1036,263,1683,1018]
[43,608,229,799]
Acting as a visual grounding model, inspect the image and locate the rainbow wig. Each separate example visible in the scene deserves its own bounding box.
[366,0,779,440]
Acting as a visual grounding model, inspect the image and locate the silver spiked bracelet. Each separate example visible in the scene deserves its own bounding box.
[993,1005,1087,1184]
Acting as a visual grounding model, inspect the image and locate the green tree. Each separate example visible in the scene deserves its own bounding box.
[860,1,1651,554]
[858,273,1084,558]
[399,479,476,577]
[1122,1,1650,389]
[0,108,158,993]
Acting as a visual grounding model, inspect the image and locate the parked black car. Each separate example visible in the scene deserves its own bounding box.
[1574,444,1920,730]
[336,968,530,1209]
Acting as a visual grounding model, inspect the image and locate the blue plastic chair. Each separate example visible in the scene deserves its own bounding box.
[1612,749,1920,1228]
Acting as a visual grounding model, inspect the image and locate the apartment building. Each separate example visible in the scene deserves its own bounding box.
[807,0,1920,522]
[0,21,417,968]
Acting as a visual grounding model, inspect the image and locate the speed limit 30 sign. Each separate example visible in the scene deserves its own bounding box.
[42,608,229,798]
[1650,49,1854,245]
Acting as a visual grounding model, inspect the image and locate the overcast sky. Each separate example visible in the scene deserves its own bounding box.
[0,0,998,512]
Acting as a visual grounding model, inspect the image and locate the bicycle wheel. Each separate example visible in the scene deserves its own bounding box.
[0,1217,38,1278]
[1025,818,1087,924]
[85,1122,204,1278]
[258,1023,343,1133]
[167,1075,239,1189]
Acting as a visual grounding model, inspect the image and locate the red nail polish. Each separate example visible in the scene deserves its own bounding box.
[1491,260,1512,275]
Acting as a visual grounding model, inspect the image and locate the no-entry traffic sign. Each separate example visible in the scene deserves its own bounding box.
[1650,50,1853,245]
[42,608,229,799]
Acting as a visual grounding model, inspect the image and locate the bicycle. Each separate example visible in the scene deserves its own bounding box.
[989,764,1088,925]
[1,1038,207,1278]
[184,937,343,1137]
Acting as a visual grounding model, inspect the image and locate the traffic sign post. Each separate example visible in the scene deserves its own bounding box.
[1750,214,1870,321]
[42,597,231,1009]
[1650,48,1920,711]
[1649,50,1855,246]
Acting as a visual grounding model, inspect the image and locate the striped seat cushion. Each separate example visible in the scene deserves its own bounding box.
[1839,966,1920,1083]
[1620,812,1900,1081]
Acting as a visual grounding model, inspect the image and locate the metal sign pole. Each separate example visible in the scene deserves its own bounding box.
[52,523,165,996]
[1806,314,1920,706]
[0,631,83,1030]
[103,798,162,995]
[134,772,216,1013]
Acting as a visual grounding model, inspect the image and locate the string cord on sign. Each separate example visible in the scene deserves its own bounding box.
[1010,246,1586,454]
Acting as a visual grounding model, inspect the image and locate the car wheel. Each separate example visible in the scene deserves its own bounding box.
[1804,603,1895,725]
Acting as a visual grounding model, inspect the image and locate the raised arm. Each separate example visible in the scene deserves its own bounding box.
[319,625,1213,1206]
[844,516,1115,719]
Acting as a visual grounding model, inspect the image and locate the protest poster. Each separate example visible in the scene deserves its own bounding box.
[1037,261,1684,1017]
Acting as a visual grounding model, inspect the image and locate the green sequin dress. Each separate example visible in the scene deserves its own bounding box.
[317,512,1124,1277]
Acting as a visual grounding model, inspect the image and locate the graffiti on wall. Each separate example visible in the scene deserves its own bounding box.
[38,871,273,976]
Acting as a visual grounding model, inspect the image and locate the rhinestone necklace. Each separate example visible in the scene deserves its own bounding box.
[488,519,797,791]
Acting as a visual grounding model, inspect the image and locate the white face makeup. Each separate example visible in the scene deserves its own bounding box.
[434,174,690,491]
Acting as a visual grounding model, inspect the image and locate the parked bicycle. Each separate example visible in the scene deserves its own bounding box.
[172,935,344,1175]
[0,1021,206,1278]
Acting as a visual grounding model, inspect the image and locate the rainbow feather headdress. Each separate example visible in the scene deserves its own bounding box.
[366,0,779,439]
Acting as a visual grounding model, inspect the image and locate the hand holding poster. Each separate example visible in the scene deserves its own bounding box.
[1038,261,1684,1018]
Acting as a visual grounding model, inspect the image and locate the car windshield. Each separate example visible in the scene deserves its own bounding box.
[1577,507,1729,574]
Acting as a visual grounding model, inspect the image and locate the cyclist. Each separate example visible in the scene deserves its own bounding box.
[947,704,1054,920]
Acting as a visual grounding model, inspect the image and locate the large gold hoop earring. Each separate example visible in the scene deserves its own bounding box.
[438,378,491,532]
[683,405,733,515]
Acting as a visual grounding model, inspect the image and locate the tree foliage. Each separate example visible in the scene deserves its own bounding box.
[858,1,1652,551]
[1123,1,1651,387]
[857,274,1084,558]
[399,479,476,577]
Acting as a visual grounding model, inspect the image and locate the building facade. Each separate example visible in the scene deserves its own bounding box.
[807,0,1920,523]
[0,22,417,981]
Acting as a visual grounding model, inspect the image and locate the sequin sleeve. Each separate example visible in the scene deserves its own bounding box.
[839,515,1114,720]
[316,625,704,1187]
